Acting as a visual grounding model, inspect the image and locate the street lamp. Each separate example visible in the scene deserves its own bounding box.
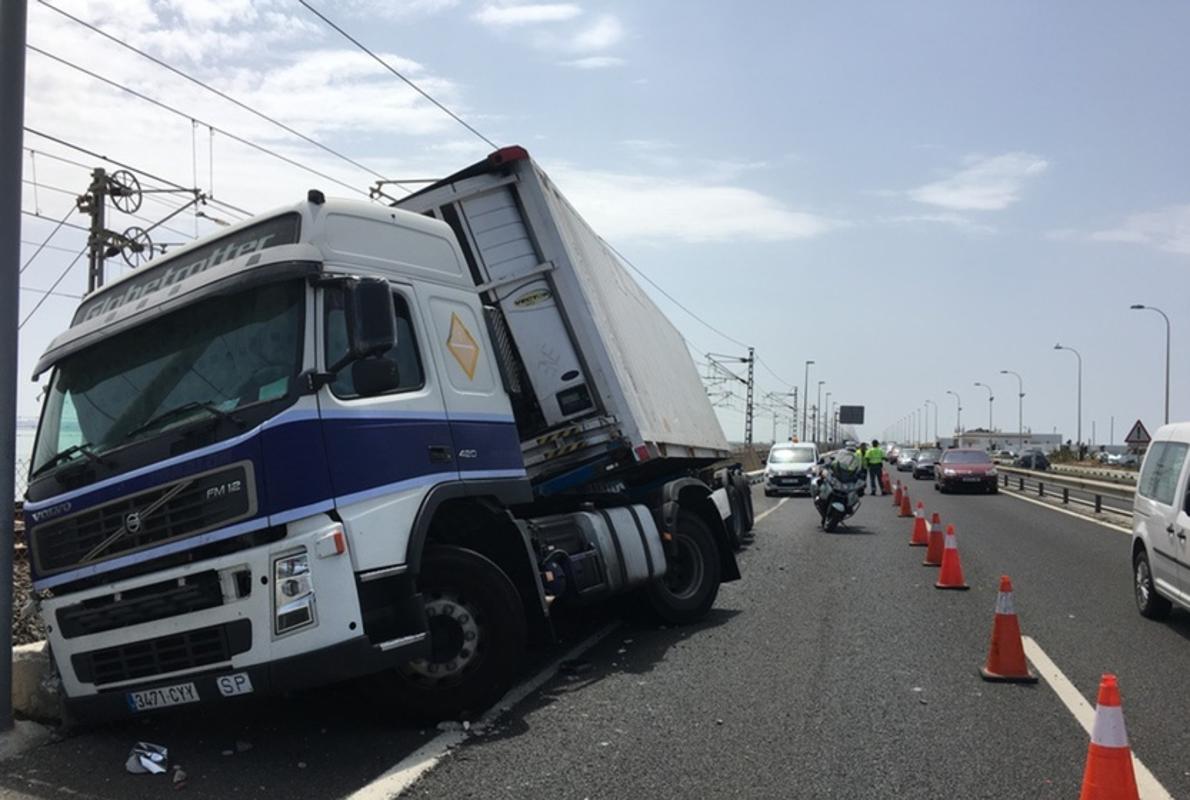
[924,399,937,444]
[999,369,1024,450]
[1054,343,1083,445]
[824,391,832,442]
[802,360,814,441]
[1130,304,1171,425]
[973,382,994,431]
[816,380,825,442]
[946,390,962,439]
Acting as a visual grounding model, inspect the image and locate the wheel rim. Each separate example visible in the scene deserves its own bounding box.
[664,534,706,601]
[1136,559,1152,608]
[400,590,482,685]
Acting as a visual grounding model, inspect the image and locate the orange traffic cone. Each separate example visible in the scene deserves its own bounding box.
[899,490,912,518]
[1078,674,1139,800]
[892,481,902,507]
[922,513,944,566]
[909,501,929,546]
[881,471,892,496]
[979,576,1037,683]
[934,524,969,590]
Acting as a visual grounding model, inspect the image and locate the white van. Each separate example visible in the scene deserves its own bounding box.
[764,443,819,497]
[1131,423,1190,618]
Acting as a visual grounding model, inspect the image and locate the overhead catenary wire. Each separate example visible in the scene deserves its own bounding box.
[19,247,87,329]
[21,177,196,241]
[25,129,255,217]
[20,204,74,274]
[25,48,371,200]
[22,208,90,234]
[21,239,80,255]
[36,0,411,193]
[297,0,499,150]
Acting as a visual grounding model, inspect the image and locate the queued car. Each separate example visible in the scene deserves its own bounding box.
[912,448,942,479]
[934,448,998,493]
[1131,423,1190,619]
[764,442,819,496]
[895,448,919,471]
[886,444,901,464]
[1014,449,1050,471]
[1106,452,1140,467]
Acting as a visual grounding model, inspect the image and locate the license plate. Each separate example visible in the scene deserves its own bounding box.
[216,672,254,697]
[962,476,980,482]
[127,682,199,712]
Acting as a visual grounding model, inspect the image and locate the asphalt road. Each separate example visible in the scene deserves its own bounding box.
[1,480,1187,799]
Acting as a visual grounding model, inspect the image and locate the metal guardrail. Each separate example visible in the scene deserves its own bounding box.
[998,466,1135,516]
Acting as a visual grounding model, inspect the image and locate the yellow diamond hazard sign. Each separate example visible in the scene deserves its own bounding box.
[446,312,480,380]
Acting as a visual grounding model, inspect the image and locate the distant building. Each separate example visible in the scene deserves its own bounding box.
[937,429,1064,453]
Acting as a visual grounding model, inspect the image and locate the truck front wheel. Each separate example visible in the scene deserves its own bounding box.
[373,546,526,721]
[646,510,722,625]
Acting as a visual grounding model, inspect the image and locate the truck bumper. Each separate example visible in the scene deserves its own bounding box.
[65,631,429,721]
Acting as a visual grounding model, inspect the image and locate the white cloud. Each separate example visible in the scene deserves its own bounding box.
[885,212,996,235]
[473,3,583,27]
[551,166,842,243]
[908,152,1048,211]
[570,14,624,51]
[1087,205,1190,255]
[562,56,625,69]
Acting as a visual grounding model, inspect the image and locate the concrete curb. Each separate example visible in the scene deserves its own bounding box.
[12,641,61,724]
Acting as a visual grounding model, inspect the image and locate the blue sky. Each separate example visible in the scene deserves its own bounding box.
[17,0,1190,446]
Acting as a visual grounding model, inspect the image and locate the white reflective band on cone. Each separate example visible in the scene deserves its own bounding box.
[944,534,957,549]
[995,591,1015,615]
[1090,704,1129,748]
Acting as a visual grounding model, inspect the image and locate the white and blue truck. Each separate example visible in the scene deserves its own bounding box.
[23,146,752,720]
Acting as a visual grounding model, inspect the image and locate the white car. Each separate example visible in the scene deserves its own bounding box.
[764,443,819,497]
[1132,423,1190,618]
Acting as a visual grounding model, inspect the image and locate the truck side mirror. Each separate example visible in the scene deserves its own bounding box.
[344,278,397,360]
[352,357,401,396]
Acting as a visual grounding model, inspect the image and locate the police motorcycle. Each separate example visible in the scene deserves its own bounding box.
[811,450,865,532]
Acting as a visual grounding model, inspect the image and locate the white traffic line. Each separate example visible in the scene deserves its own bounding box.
[1022,636,1173,800]
[752,497,788,524]
[347,621,621,800]
[999,488,1132,534]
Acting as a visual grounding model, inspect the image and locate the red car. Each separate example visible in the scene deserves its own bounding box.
[934,448,999,494]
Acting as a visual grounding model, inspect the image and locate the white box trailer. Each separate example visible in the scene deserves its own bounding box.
[393,147,729,490]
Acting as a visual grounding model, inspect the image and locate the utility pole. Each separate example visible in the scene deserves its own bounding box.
[802,360,814,441]
[0,0,28,733]
[744,347,754,448]
[82,167,108,292]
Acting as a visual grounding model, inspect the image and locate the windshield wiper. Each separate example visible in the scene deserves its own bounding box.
[31,442,106,478]
[124,400,246,441]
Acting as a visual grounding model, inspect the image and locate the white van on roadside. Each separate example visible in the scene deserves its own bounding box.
[1131,423,1190,618]
[764,443,819,497]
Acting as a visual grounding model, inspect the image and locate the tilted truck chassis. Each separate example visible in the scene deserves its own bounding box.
[23,148,748,721]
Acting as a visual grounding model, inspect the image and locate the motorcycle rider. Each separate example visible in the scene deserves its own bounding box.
[865,439,886,494]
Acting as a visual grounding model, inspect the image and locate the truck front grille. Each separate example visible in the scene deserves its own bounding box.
[72,619,251,685]
[31,463,255,578]
[56,571,225,639]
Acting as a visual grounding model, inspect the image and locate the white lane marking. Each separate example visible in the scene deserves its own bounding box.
[1000,488,1132,534]
[1021,636,1173,800]
[753,498,789,524]
[347,622,621,800]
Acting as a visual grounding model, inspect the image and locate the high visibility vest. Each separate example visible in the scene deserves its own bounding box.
[865,447,885,465]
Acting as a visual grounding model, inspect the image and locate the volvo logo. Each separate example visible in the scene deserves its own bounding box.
[29,502,72,523]
[124,512,143,534]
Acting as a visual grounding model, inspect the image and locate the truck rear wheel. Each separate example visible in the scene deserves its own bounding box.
[372,546,526,721]
[646,510,721,625]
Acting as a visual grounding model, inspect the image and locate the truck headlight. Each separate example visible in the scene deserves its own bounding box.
[273,551,315,634]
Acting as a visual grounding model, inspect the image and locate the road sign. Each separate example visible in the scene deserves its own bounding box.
[838,405,865,424]
[1124,419,1151,445]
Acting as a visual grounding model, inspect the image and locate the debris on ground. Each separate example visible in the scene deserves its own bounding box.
[559,659,593,677]
[235,740,253,753]
[125,742,169,775]
[171,766,187,788]
[435,721,464,733]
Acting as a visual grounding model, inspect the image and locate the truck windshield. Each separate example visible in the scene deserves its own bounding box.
[32,280,304,476]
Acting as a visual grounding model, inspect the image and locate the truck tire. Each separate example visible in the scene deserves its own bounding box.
[646,510,721,625]
[1134,550,1172,620]
[372,546,527,721]
[733,472,755,532]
